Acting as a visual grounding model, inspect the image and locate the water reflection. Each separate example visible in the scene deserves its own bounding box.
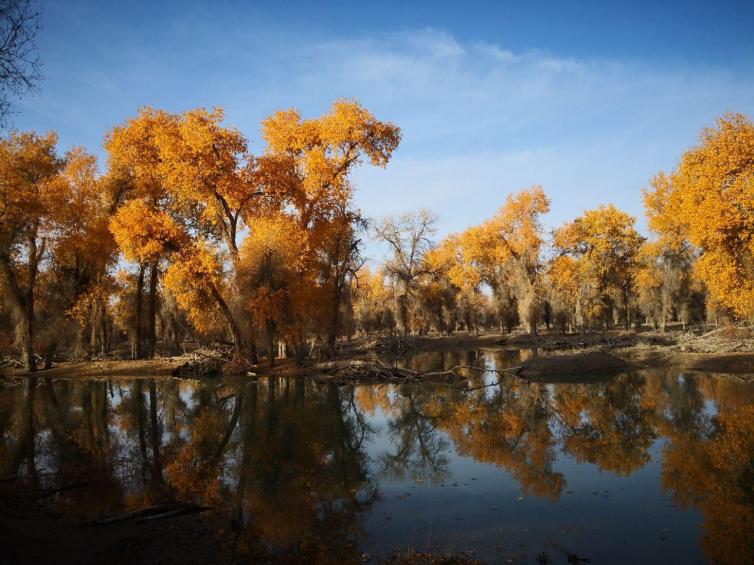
[1,350,753,564]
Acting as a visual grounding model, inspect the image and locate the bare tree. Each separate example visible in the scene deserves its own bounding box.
[0,0,42,127]
[375,209,438,335]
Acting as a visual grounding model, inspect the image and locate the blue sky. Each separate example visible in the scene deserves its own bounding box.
[14,0,754,257]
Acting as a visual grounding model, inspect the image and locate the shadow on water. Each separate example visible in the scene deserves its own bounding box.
[1,347,754,564]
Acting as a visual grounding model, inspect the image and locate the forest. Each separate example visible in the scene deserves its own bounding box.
[4,2,754,564]
[1,102,752,373]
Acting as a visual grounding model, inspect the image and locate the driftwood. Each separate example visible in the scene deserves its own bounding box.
[313,360,521,386]
[0,356,24,369]
[37,481,91,498]
[93,502,209,525]
[172,348,231,377]
[677,327,754,354]
[357,335,417,354]
[315,360,432,384]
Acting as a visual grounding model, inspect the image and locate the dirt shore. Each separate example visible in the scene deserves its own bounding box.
[1,358,184,380]
[3,329,754,381]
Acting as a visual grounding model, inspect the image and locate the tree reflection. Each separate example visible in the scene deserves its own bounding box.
[556,373,656,475]
[439,379,565,500]
[379,387,450,484]
[1,367,754,563]
[659,379,754,565]
[163,377,377,563]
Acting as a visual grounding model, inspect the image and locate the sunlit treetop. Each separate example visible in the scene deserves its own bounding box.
[153,107,254,227]
[258,99,401,223]
[105,107,173,204]
[0,131,63,238]
[109,198,189,264]
[554,204,643,265]
[484,185,550,266]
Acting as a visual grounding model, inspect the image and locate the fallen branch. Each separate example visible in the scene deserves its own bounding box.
[93,502,209,525]
[424,364,521,379]
[37,481,91,498]
[313,360,521,385]
[547,540,591,563]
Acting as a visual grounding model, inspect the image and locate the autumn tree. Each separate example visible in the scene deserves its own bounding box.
[106,100,399,363]
[420,243,460,335]
[239,213,307,366]
[0,133,113,370]
[430,233,484,335]
[634,172,702,330]
[553,204,644,331]
[47,147,116,360]
[464,186,550,335]
[106,107,260,361]
[661,114,754,320]
[0,131,63,370]
[110,199,187,357]
[105,108,179,359]
[352,266,396,336]
[316,207,368,355]
[375,209,438,335]
[547,254,587,334]
[257,100,400,357]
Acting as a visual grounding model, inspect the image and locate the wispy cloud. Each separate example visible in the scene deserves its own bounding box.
[16,23,754,258]
[271,29,754,240]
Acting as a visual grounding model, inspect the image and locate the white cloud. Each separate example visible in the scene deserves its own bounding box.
[276,29,754,238]
[16,22,754,263]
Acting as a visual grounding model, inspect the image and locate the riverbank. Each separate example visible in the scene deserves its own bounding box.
[3,327,754,381]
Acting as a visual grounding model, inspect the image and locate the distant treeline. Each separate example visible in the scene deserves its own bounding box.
[0,103,751,370]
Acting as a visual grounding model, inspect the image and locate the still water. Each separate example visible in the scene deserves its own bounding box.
[1,347,753,564]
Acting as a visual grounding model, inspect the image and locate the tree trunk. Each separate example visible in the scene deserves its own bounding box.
[133,264,145,359]
[209,284,252,362]
[294,340,306,366]
[99,309,108,355]
[146,262,159,359]
[0,233,40,372]
[89,302,99,357]
[20,314,35,372]
[326,281,341,359]
[266,319,276,368]
[43,341,56,370]
[397,294,410,336]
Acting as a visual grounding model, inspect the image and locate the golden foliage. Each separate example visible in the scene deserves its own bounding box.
[109,199,188,263]
[666,114,754,317]
[553,204,643,327]
[162,244,227,335]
